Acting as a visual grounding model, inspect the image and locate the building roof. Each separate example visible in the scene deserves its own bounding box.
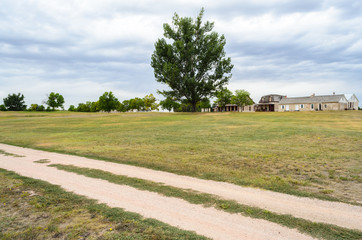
[259,94,285,103]
[279,94,347,104]
[345,94,353,100]
[344,93,359,102]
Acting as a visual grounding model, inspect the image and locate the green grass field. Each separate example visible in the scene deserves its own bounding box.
[0,111,361,203]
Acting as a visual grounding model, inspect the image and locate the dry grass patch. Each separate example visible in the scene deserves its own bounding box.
[0,111,361,203]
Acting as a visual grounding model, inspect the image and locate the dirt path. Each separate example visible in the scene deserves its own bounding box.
[0,154,316,240]
[0,143,361,232]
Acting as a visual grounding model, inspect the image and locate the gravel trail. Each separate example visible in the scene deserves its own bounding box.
[0,143,361,232]
[0,154,316,240]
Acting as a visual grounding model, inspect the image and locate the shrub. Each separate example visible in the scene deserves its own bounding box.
[0,104,7,111]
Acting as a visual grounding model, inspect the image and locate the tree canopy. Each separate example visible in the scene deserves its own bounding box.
[3,93,27,111]
[46,92,64,110]
[215,89,233,108]
[98,92,119,112]
[159,97,180,112]
[129,97,144,112]
[151,8,233,112]
[143,94,159,111]
[231,90,254,107]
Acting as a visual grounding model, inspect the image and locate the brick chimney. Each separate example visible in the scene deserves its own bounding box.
[311,93,315,97]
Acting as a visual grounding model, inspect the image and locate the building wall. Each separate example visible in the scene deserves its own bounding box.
[348,95,359,110]
[201,108,211,112]
[242,105,256,112]
[349,101,359,110]
[277,102,347,112]
[213,105,256,112]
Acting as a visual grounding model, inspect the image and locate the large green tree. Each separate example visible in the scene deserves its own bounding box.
[151,8,233,112]
[46,92,64,110]
[3,93,27,111]
[98,92,119,112]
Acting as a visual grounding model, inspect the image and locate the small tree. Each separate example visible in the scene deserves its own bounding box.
[215,89,233,109]
[37,105,45,111]
[143,94,159,111]
[129,97,145,111]
[0,104,6,111]
[98,92,119,112]
[231,90,254,110]
[29,104,45,111]
[76,103,88,112]
[29,104,38,111]
[68,105,75,111]
[90,101,99,112]
[46,92,64,110]
[3,93,27,111]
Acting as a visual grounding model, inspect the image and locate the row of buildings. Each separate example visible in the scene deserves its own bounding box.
[211,93,359,112]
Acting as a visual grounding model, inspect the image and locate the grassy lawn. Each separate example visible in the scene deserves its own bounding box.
[0,169,207,240]
[0,111,361,203]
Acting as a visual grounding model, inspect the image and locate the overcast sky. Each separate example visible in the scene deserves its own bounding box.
[0,0,361,108]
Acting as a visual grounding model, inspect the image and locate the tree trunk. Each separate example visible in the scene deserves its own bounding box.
[191,102,197,112]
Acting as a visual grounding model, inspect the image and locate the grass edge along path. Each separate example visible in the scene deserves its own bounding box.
[0,149,24,158]
[2,141,353,205]
[0,168,209,240]
[49,164,362,240]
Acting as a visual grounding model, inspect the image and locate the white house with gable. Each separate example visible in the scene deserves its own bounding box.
[345,94,359,110]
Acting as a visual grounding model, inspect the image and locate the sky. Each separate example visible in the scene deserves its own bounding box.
[0,0,361,108]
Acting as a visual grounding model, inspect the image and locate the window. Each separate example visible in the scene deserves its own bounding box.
[311,104,314,109]
[281,105,285,110]
[324,104,327,108]
[300,104,304,108]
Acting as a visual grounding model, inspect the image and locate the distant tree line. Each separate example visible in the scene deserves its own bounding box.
[0,92,159,113]
[159,89,253,112]
[1,89,253,113]
[69,92,159,113]
[0,92,64,112]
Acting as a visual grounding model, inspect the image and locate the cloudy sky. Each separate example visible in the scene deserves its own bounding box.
[0,0,361,108]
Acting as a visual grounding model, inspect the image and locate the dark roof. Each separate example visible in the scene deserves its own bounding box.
[279,94,347,104]
[261,94,284,97]
[259,94,285,103]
